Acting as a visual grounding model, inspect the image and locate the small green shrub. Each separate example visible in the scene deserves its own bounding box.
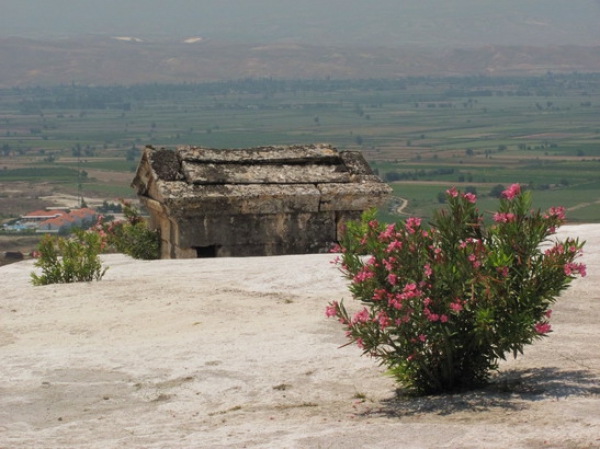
[99,200,160,260]
[31,229,108,285]
[327,184,586,395]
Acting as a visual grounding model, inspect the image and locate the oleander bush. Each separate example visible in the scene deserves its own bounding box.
[31,228,108,285]
[327,184,586,395]
[98,200,160,260]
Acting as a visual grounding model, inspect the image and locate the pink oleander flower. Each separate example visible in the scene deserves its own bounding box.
[502,183,521,199]
[387,273,398,285]
[468,253,481,268]
[386,240,402,253]
[353,268,375,283]
[564,262,587,277]
[404,282,417,292]
[440,314,448,323]
[545,244,564,256]
[545,206,566,220]
[534,322,552,334]
[424,263,432,277]
[449,300,463,312]
[389,298,403,310]
[497,266,509,278]
[446,186,458,197]
[377,311,391,329]
[379,224,396,241]
[418,334,427,342]
[545,309,553,319]
[405,217,422,234]
[356,338,365,349]
[424,307,439,322]
[372,288,387,301]
[493,212,516,223]
[427,313,440,322]
[463,192,477,203]
[352,308,370,324]
[325,302,339,318]
[382,257,396,271]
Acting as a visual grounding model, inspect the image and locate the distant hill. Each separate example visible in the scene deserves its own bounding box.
[2,1,600,48]
[1,37,599,87]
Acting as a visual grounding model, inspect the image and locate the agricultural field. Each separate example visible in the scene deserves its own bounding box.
[1,74,600,230]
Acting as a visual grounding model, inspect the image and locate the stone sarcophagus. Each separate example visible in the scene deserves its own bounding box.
[131,144,391,258]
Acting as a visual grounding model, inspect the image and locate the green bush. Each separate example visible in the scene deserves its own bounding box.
[100,200,160,260]
[327,185,586,395]
[31,229,108,285]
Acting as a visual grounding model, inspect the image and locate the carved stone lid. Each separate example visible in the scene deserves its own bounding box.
[132,144,391,217]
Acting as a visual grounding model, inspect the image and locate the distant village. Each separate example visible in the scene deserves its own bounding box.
[2,208,98,234]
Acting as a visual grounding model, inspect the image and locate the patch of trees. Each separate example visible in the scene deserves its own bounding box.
[97,201,123,213]
[4,72,600,116]
[489,184,506,198]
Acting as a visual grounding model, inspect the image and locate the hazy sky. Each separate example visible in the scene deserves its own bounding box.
[5,0,389,36]
[2,0,600,47]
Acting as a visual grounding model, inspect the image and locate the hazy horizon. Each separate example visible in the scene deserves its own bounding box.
[3,0,600,47]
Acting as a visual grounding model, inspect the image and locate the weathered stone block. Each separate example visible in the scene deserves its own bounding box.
[132,144,391,258]
[178,144,339,164]
[181,162,350,185]
[177,212,337,257]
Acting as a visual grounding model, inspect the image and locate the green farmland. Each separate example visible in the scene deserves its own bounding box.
[1,74,599,223]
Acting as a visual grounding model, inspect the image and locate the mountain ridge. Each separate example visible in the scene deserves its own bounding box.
[3,1,600,48]
[1,37,600,87]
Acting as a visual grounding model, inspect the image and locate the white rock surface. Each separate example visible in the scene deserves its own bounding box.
[0,225,598,448]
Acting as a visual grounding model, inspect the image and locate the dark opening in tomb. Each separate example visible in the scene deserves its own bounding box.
[195,245,218,258]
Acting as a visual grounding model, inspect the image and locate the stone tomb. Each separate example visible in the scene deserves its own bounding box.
[131,144,391,258]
